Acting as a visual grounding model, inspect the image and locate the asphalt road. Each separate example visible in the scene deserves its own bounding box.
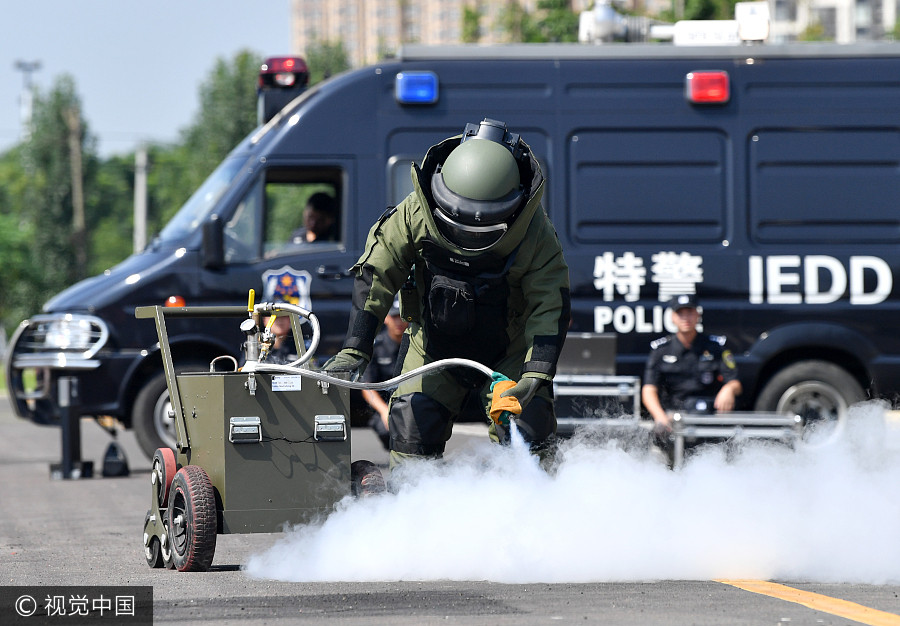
[2,396,900,625]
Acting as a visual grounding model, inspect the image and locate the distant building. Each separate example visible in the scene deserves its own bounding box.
[290,0,593,67]
[769,0,895,42]
[290,0,898,68]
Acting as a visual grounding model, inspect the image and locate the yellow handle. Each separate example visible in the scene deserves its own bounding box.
[247,289,256,312]
[266,315,277,330]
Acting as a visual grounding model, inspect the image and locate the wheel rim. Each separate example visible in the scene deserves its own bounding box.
[151,448,175,508]
[170,489,189,558]
[153,391,178,450]
[144,537,160,567]
[776,381,848,444]
[160,518,175,569]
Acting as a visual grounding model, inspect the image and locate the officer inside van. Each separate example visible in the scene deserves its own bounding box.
[641,294,742,451]
[291,192,338,243]
[322,118,570,467]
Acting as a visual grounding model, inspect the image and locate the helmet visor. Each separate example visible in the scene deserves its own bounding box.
[433,209,507,251]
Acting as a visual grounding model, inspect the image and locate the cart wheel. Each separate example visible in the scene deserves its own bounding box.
[143,510,164,568]
[160,518,176,570]
[167,465,217,572]
[351,460,386,497]
[151,447,177,509]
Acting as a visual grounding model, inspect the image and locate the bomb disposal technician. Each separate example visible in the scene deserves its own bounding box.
[323,118,570,466]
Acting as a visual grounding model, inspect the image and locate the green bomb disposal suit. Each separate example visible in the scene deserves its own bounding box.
[337,127,570,462]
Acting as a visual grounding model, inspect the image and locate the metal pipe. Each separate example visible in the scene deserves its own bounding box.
[254,302,320,367]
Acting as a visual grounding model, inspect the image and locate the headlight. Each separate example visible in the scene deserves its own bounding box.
[24,314,109,359]
[43,317,95,350]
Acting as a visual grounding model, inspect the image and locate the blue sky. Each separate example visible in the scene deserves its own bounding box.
[1,0,292,157]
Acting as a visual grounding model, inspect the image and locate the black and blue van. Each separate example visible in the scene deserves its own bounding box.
[8,43,900,457]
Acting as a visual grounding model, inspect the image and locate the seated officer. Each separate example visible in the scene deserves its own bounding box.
[291,192,337,243]
[641,294,742,450]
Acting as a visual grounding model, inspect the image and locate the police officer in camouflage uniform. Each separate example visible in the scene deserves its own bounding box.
[323,118,570,466]
[641,294,742,444]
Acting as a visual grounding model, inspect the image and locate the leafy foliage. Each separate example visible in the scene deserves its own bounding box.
[496,0,579,43]
[684,0,737,21]
[462,6,482,43]
[180,50,263,194]
[9,75,96,325]
[0,50,265,333]
[304,41,351,84]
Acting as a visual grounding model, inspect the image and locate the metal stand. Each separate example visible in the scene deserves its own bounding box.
[50,376,93,479]
[553,374,642,437]
[670,412,803,469]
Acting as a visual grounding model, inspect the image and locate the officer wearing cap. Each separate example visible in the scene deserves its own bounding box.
[323,118,570,467]
[641,294,742,442]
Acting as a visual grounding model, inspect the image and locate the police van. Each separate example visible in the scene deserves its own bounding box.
[8,43,900,457]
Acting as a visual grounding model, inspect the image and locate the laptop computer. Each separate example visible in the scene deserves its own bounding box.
[556,333,617,376]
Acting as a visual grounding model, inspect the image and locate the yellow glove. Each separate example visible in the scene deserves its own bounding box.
[489,373,521,425]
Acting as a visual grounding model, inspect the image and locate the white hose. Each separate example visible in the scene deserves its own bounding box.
[253,357,496,391]
[250,301,496,390]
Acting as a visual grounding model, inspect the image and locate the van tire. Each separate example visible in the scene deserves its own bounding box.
[133,364,204,460]
[753,360,865,429]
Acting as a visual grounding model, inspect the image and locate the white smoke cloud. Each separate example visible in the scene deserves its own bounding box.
[244,402,900,584]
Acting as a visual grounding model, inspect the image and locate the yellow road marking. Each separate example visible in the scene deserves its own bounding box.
[716,579,900,626]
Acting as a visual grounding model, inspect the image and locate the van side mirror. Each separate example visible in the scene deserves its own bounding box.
[202,218,224,269]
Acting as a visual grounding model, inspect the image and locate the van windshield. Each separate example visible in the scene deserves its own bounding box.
[158,156,247,243]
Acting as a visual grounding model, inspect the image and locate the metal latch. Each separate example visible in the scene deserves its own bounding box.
[229,416,262,443]
[314,415,347,441]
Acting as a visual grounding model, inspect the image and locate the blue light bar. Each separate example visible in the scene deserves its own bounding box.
[395,71,439,105]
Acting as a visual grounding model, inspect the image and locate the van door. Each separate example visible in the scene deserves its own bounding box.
[199,160,358,359]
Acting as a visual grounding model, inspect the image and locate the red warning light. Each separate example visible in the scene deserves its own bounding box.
[164,295,186,308]
[685,71,730,104]
[259,56,309,90]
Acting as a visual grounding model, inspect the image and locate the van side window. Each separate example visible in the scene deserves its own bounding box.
[224,177,263,264]
[263,168,343,259]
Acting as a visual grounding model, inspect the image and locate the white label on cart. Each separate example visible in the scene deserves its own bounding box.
[272,376,302,392]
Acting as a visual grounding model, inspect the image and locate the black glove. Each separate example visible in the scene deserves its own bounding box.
[321,348,370,382]
[499,376,541,412]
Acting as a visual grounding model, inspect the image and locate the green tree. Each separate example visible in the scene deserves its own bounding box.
[180,50,262,190]
[463,6,483,43]
[304,41,351,85]
[86,152,136,274]
[140,49,266,237]
[0,147,40,330]
[22,75,96,303]
[798,21,830,41]
[0,52,269,329]
[684,0,737,20]
[497,0,578,42]
[533,0,579,42]
[496,0,539,42]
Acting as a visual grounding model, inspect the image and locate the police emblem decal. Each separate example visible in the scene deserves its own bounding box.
[261,265,313,310]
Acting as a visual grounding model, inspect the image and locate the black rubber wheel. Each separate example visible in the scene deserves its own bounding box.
[167,465,217,572]
[133,363,204,460]
[754,360,866,438]
[351,460,386,497]
[143,510,164,568]
[151,448,177,509]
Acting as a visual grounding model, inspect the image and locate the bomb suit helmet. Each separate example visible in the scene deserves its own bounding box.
[430,118,526,251]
